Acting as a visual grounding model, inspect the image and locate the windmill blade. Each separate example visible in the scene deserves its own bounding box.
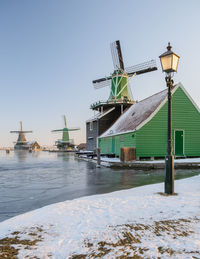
[67,127,80,131]
[125,59,157,76]
[63,115,67,127]
[20,121,23,131]
[92,77,112,89]
[110,40,124,70]
[51,129,64,132]
[10,131,32,133]
[52,128,80,132]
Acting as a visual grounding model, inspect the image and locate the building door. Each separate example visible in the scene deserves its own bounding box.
[175,130,184,156]
[112,137,115,154]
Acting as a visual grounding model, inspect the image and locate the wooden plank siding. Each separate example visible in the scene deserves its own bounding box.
[98,137,112,154]
[173,87,200,156]
[98,86,200,157]
[136,87,200,157]
[98,132,136,156]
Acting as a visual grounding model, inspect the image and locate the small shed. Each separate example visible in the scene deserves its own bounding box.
[98,83,200,158]
[29,141,41,151]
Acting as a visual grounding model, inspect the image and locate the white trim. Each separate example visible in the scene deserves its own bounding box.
[135,84,179,132]
[174,129,185,156]
[89,121,93,131]
[137,82,200,132]
[115,73,136,98]
[88,137,94,140]
[98,129,136,139]
[177,82,200,113]
[98,82,200,138]
[100,85,179,138]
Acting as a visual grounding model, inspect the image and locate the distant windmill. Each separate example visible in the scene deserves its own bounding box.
[10,121,33,150]
[91,40,157,110]
[52,115,80,150]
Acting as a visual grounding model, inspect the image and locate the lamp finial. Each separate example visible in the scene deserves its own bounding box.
[167,42,172,51]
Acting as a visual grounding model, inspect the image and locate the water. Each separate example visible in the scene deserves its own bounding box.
[0,150,199,222]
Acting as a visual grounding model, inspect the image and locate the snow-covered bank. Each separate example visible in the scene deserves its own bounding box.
[0,175,200,258]
[78,155,200,169]
[99,156,200,164]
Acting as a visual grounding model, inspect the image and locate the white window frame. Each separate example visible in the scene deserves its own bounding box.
[89,121,93,131]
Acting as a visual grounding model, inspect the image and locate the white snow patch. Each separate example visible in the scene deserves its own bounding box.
[99,156,200,164]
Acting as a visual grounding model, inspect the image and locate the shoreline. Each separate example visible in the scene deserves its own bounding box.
[76,154,200,169]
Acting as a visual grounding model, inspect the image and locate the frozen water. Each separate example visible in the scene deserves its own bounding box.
[0,150,199,222]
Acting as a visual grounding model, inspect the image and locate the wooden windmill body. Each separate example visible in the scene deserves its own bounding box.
[10,122,33,150]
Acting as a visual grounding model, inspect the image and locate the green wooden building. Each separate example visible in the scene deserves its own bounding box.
[98,83,200,158]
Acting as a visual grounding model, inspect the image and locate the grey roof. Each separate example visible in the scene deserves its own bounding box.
[86,107,115,123]
[100,87,171,137]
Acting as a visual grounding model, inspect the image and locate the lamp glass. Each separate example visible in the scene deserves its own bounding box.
[160,55,173,72]
[172,54,179,72]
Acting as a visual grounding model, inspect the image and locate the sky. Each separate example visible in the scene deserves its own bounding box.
[1,0,200,147]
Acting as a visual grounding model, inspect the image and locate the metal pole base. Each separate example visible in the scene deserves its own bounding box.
[165,155,174,194]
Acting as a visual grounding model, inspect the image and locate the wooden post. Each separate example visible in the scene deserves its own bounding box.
[120,147,136,162]
[97,148,101,167]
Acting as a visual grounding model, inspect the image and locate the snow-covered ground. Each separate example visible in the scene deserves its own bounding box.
[0,175,200,258]
[99,156,200,164]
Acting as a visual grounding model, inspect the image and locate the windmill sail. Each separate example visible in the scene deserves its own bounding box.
[91,40,158,110]
[92,77,112,89]
[110,40,124,70]
[125,59,157,76]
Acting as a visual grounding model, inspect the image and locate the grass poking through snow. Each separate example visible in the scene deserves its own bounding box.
[71,217,200,258]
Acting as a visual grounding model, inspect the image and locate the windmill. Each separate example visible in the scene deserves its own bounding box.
[52,115,80,150]
[86,40,158,152]
[91,40,158,111]
[10,121,33,150]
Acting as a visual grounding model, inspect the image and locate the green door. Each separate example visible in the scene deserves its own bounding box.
[175,130,184,156]
[112,137,115,154]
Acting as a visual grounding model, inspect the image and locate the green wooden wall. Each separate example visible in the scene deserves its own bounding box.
[98,86,200,157]
[98,132,136,156]
[136,87,200,157]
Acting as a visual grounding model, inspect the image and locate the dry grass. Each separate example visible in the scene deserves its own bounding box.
[71,217,200,258]
[0,226,44,259]
[1,218,199,258]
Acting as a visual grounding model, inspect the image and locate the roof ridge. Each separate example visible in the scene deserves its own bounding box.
[99,87,170,138]
[138,88,167,104]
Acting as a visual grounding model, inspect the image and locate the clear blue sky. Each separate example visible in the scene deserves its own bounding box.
[1,0,200,146]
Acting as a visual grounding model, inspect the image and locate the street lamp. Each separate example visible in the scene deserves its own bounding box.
[159,43,180,194]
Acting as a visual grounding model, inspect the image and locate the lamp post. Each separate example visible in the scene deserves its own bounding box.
[159,43,180,194]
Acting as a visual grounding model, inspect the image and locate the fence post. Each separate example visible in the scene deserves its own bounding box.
[97,148,101,167]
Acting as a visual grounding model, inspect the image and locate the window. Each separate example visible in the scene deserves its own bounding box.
[89,121,93,131]
[120,136,124,142]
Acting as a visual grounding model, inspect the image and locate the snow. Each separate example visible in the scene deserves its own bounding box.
[0,175,200,258]
[98,156,200,164]
[100,86,170,137]
[100,84,191,138]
